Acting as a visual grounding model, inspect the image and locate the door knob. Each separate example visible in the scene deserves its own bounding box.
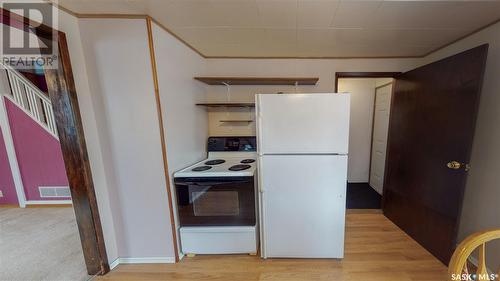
[447,161,470,171]
[447,161,461,169]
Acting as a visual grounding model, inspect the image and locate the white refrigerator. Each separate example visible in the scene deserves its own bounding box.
[256,93,350,259]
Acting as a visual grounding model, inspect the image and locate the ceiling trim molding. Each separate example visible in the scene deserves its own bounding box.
[76,14,147,19]
[49,1,148,19]
[50,2,500,60]
[422,18,500,57]
[50,1,78,17]
[203,55,422,59]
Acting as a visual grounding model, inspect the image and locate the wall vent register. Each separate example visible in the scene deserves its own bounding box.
[39,186,71,198]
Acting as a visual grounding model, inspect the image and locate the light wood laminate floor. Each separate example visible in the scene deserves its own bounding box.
[95,210,447,281]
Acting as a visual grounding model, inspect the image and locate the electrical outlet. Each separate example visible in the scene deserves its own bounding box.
[0,190,3,197]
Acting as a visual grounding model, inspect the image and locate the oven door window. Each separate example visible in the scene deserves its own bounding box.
[175,177,255,227]
[192,190,239,216]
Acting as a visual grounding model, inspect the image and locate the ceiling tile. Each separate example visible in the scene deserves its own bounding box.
[297,29,338,47]
[331,28,386,46]
[321,28,468,48]
[57,0,500,57]
[256,0,298,28]
[440,1,500,30]
[259,44,300,57]
[172,27,267,46]
[373,1,500,30]
[146,0,224,27]
[297,0,339,28]
[320,44,429,57]
[331,0,382,28]
[200,42,298,57]
[390,29,470,47]
[373,1,452,29]
[265,28,297,46]
[207,0,261,27]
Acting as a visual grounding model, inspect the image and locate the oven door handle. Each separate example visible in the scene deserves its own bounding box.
[176,180,252,186]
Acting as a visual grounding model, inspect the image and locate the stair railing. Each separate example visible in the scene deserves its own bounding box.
[1,62,58,139]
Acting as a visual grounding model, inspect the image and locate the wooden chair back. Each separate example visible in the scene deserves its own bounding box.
[449,229,500,280]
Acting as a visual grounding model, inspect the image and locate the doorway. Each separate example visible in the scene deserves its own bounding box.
[0,6,109,278]
[335,73,399,209]
[383,45,488,264]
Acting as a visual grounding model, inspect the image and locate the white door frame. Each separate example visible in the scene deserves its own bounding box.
[368,82,393,194]
[0,94,26,207]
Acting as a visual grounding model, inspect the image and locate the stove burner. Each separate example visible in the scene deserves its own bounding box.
[240,159,255,164]
[229,164,251,171]
[192,166,212,172]
[205,159,226,165]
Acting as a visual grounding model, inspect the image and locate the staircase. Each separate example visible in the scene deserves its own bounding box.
[1,62,58,139]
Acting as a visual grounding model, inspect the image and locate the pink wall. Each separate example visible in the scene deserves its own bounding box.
[0,126,18,205]
[5,97,70,201]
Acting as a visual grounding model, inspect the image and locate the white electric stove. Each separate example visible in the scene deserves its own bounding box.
[173,137,258,255]
[174,152,257,178]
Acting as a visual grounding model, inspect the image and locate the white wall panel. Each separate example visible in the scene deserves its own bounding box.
[79,19,175,259]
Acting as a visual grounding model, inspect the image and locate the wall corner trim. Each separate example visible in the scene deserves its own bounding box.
[0,96,26,207]
[145,16,180,262]
[109,258,120,270]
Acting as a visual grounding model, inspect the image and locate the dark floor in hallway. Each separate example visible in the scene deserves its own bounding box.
[346,183,381,209]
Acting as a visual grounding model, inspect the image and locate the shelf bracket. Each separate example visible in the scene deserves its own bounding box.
[222,82,231,102]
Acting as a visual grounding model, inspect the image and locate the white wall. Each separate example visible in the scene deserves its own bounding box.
[79,19,175,259]
[152,23,208,256]
[337,78,377,183]
[57,10,120,262]
[420,21,500,269]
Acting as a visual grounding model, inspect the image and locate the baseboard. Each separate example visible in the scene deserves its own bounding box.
[25,200,72,207]
[33,202,73,207]
[346,209,382,214]
[109,257,176,270]
[0,204,19,208]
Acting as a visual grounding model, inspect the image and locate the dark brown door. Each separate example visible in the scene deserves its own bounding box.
[383,44,488,264]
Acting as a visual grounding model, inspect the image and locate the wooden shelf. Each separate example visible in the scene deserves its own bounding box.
[194,77,319,86]
[219,120,253,123]
[196,102,255,108]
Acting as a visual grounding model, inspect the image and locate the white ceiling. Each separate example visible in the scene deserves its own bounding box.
[57,0,500,58]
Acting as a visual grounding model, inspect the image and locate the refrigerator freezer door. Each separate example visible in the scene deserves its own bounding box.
[259,154,347,258]
[256,93,350,155]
